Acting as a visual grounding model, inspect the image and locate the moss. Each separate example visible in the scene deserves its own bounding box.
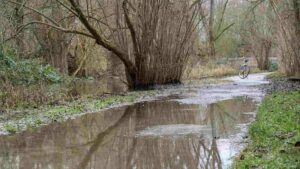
[233,91,300,169]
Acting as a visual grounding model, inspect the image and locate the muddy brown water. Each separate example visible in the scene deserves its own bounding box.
[0,73,269,169]
[68,78,127,97]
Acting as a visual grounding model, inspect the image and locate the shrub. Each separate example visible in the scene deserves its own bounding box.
[268,61,278,72]
[0,50,63,85]
[0,49,65,109]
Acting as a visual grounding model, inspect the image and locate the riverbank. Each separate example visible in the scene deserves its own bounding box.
[0,77,224,135]
[0,90,157,135]
[233,74,300,168]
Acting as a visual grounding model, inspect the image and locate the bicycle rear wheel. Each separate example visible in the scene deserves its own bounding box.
[239,66,250,79]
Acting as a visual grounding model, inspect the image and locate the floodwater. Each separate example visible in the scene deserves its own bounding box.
[0,73,269,169]
[68,77,127,97]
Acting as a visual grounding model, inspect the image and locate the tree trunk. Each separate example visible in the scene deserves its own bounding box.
[67,0,199,89]
[14,0,24,57]
[208,0,216,60]
[32,1,72,74]
[293,0,300,76]
[255,40,271,70]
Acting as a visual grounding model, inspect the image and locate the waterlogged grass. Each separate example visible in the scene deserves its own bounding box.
[1,94,148,134]
[92,95,136,109]
[233,91,300,169]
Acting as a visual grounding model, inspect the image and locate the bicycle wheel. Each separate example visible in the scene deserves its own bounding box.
[243,66,250,78]
[239,65,250,79]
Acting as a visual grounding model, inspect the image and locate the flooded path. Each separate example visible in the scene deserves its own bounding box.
[0,73,269,169]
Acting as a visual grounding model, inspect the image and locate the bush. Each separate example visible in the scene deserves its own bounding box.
[39,65,63,83]
[268,61,279,72]
[0,49,66,109]
[0,50,63,85]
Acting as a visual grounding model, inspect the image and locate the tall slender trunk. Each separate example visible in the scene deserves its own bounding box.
[293,0,300,76]
[14,0,24,57]
[208,0,216,60]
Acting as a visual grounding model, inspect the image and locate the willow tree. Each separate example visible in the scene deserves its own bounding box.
[8,0,202,88]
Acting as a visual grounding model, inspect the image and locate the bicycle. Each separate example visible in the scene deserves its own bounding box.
[239,59,250,79]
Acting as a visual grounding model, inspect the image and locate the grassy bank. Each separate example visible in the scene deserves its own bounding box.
[0,90,158,135]
[233,91,300,169]
[0,50,161,135]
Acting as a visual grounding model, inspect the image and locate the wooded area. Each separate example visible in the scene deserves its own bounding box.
[1,0,299,88]
[0,0,299,109]
[0,1,299,168]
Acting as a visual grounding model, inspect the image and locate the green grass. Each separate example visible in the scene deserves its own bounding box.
[233,91,300,169]
[1,94,142,134]
[0,89,160,134]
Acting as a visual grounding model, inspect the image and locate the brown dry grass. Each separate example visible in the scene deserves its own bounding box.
[0,81,68,110]
[184,63,238,80]
[184,62,262,80]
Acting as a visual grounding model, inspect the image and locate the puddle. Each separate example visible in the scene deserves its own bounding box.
[0,97,257,169]
[224,73,270,86]
[68,78,127,97]
[0,73,269,169]
[172,73,270,106]
[136,124,212,137]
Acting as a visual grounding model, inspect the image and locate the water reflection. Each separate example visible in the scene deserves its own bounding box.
[0,97,256,169]
[68,78,127,97]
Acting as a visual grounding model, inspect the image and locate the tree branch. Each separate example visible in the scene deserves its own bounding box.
[122,0,140,58]
[68,0,136,72]
[7,0,60,26]
[18,21,95,38]
[217,0,229,32]
[214,23,235,41]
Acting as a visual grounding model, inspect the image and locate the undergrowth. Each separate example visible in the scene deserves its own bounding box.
[0,94,143,134]
[0,49,65,109]
[0,50,62,85]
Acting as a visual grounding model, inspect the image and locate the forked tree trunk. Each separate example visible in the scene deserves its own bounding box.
[67,0,200,89]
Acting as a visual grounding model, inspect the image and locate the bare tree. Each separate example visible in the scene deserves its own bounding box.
[6,0,202,88]
[246,0,300,75]
[31,0,74,74]
[200,0,234,60]
[241,3,273,70]
[269,0,300,76]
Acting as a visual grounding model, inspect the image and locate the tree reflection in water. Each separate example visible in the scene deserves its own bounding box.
[0,97,256,169]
